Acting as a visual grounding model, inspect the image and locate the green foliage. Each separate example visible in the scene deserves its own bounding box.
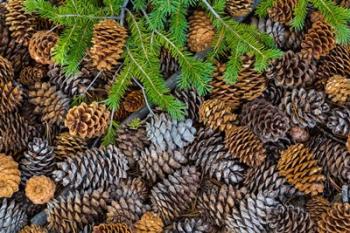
[128,118,142,129]
[70,94,87,107]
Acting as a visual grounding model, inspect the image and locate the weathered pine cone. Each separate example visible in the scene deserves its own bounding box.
[0,81,23,114]
[0,154,20,198]
[28,30,58,65]
[54,132,88,160]
[0,55,14,84]
[25,175,56,204]
[226,0,253,17]
[318,203,350,233]
[19,225,48,233]
[268,0,297,24]
[0,199,27,233]
[325,75,350,105]
[160,47,179,78]
[134,212,164,233]
[306,196,330,224]
[327,107,350,137]
[93,223,132,233]
[122,90,145,113]
[173,88,204,122]
[165,218,214,233]
[19,65,47,85]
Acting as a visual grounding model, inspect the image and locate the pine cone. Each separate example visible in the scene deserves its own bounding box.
[347,135,350,152]
[327,107,350,137]
[0,55,14,84]
[146,113,196,151]
[0,154,20,198]
[325,75,350,105]
[160,48,179,78]
[208,159,245,185]
[122,90,144,113]
[93,223,132,233]
[0,199,27,233]
[28,31,58,65]
[5,0,37,46]
[20,138,55,182]
[268,0,297,24]
[289,126,310,143]
[240,98,290,142]
[28,82,70,126]
[53,145,128,190]
[278,144,325,196]
[279,88,329,128]
[166,218,214,233]
[110,178,148,201]
[318,203,350,233]
[47,189,110,233]
[225,0,253,17]
[187,10,215,52]
[266,51,316,88]
[19,65,47,85]
[306,196,330,224]
[54,132,88,160]
[151,166,200,223]
[90,19,127,71]
[134,212,163,233]
[25,175,56,204]
[173,88,204,122]
[262,81,285,105]
[19,225,48,233]
[0,81,23,114]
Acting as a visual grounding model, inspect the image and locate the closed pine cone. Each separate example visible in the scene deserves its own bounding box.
[278,144,325,196]
[166,218,214,233]
[19,225,48,233]
[122,90,144,113]
[54,132,88,160]
[25,175,56,204]
[135,212,164,233]
[325,75,350,104]
[327,107,350,137]
[0,199,28,233]
[0,81,23,114]
[188,10,215,52]
[28,31,58,65]
[90,19,128,71]
[93,223,132,233]
[0,154,20,198]
[225,126,266,167]
[0,55,14,84]
[268,0,297,24]
[318,203,350,233]
[65,102,110,138]
[306,196,330,224]
[19,65,47,85]
[226,0,253,17]
[173,89,204,122]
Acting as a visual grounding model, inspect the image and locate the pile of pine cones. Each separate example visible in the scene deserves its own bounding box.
[1,0,350,232]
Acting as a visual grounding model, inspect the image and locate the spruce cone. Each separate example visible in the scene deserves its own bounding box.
[240,98,290,142]
[266,51,316,88]
[28,31,58,65]
[325,75,350,105]
[19,225,48,233]
[5,0,37,46]
[160,48,179,78]
[47,189,110,233]
[318,203,350,233]
[54,132,88,160]
[0,199,27,233]
[225,0,253,17]
[327,107,350,137]
[28,82,70,126]
[166,218,214,233]
[0,154,20,198]
[19,65,47,85]
[306,196,330,224]
[0,81,23,114]
[268,0,297,24]
[146,113,196,151]
[173,88,204,121]
[150,166,200,223]
[279,88,329,128]
[25,175,56,204]
[93,223,132,233]
[53,145,128,190]
[65,102,110,138]
[90,19,127,71]
[122,90,144,113]
[20,138,55,182]
[225,126,266,167]
[187,10,215,52]
[0,55,14,84]
[134,212,163,233]
[278,144,325,196]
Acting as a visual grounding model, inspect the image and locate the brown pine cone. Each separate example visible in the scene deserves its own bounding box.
[5,0,37,46]
[25,175,56,204]
[289,126,310,143]
[134,212,164,233]
[173,88,204,122]
[64,102,110,138]
[268,0,297,24]
[0,154,20,198]
[278,144,325,196]
[325,75,350,105]
[266,51,316,88]
[306,196,330,224]
[93,223,132,233]
[318,203,350,233]
[122,90,145,113]
[340,0,350,7]
[19,65,47,85]
[347,134,350,152]
[54,132,88,160]
[225,0,253,17]
[90,19,127,71]
[0,55,14,84]
[160,47,179,78]
[19,225,48,233]
[188,10,215,53]
[28,31,58,65]
[166,218,215,233]
[0,81,23,114]
[225,126,266,167]
[262,81,285,105]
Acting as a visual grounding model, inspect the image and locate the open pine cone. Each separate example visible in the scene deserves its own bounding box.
[0,154,20,198]
[318,203,350,233]
[226,0,253,17]
[28,30,58,65]
[134,212,164,233]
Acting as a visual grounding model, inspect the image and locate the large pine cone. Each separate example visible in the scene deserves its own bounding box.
[187,10,215,53]
[306,196,330,224]
[226,0,253,17]
[279,88,329,128]
[165,218,214,233]
[28,30,58,65]
[53,145,128,190]
[93,223,132,233]
[327,107,350,137]
[19,65,47,85]
[0,55,14,84]
[266,51,316,88]
[0,199,27,233]
[268,0,297,24]
[0,81,23,114]
[47,189,110,233]
[54,132,88,160]
[318,203,350,232]
[90,19,127,71]
[173,88,204,122]
[0,154,20,198]
[65,102,110,138]
[19,225,48,233]
[134,212,163,233]
[28,82,70,126]
[240,98,290,142]
[25,175,56,204]
[325,75,350,105]
[150,166,200,223]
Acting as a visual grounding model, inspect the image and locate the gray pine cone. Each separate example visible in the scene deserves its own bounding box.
[208,159,245,185]
[110,178,148,201]
[173,89,204,122]
[0,199,27,233]
[165,218,214,233]
[327,107,350,137]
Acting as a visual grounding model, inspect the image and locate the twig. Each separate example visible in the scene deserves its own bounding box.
[57,14,120,20]
[83,71,102,95]
[132,77,155,116]
[119,0,130,26]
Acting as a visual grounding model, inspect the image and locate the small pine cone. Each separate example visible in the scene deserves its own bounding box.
[0,199,27,233]
[289,126,310,143]
[150,166,200,223]
[65,102,110,138]
[93,223,132,233]
[325,75,350,104]
[278,144,325,196]
[166,218,214,233]
[5,0,37,46]
[279,88,330,128]
[90,19,127,71]
[225,0,253,17]
[306,196,330,224]
[266,51,316,88]
[160,48,179,78]
[301,19,336,60]
[187,10,215,52]
[28,31,58,65]
[53,145,128,190]
[47,189,110,233]
[54,132,88,160]
[0,81,23,114]
[267,204,316,233]
[199,99,237,132]
[173,88,204,122]
[20,138,55,182]
[262,81,285,105]
[19,65,47,85]
[0,154,20,198]
[318,203,350,233]
[240,98,290,142]
[146,113,196,151]
[268,0,297,24]
[19,225,48,233]
[28,82,70,126]
[0,55,14,84]
[139,145,188,183]
[327,107,350,137]
[122,90,144,113]
[198,183,245,226]
[134,212,163,233]
[25,175,56,204]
